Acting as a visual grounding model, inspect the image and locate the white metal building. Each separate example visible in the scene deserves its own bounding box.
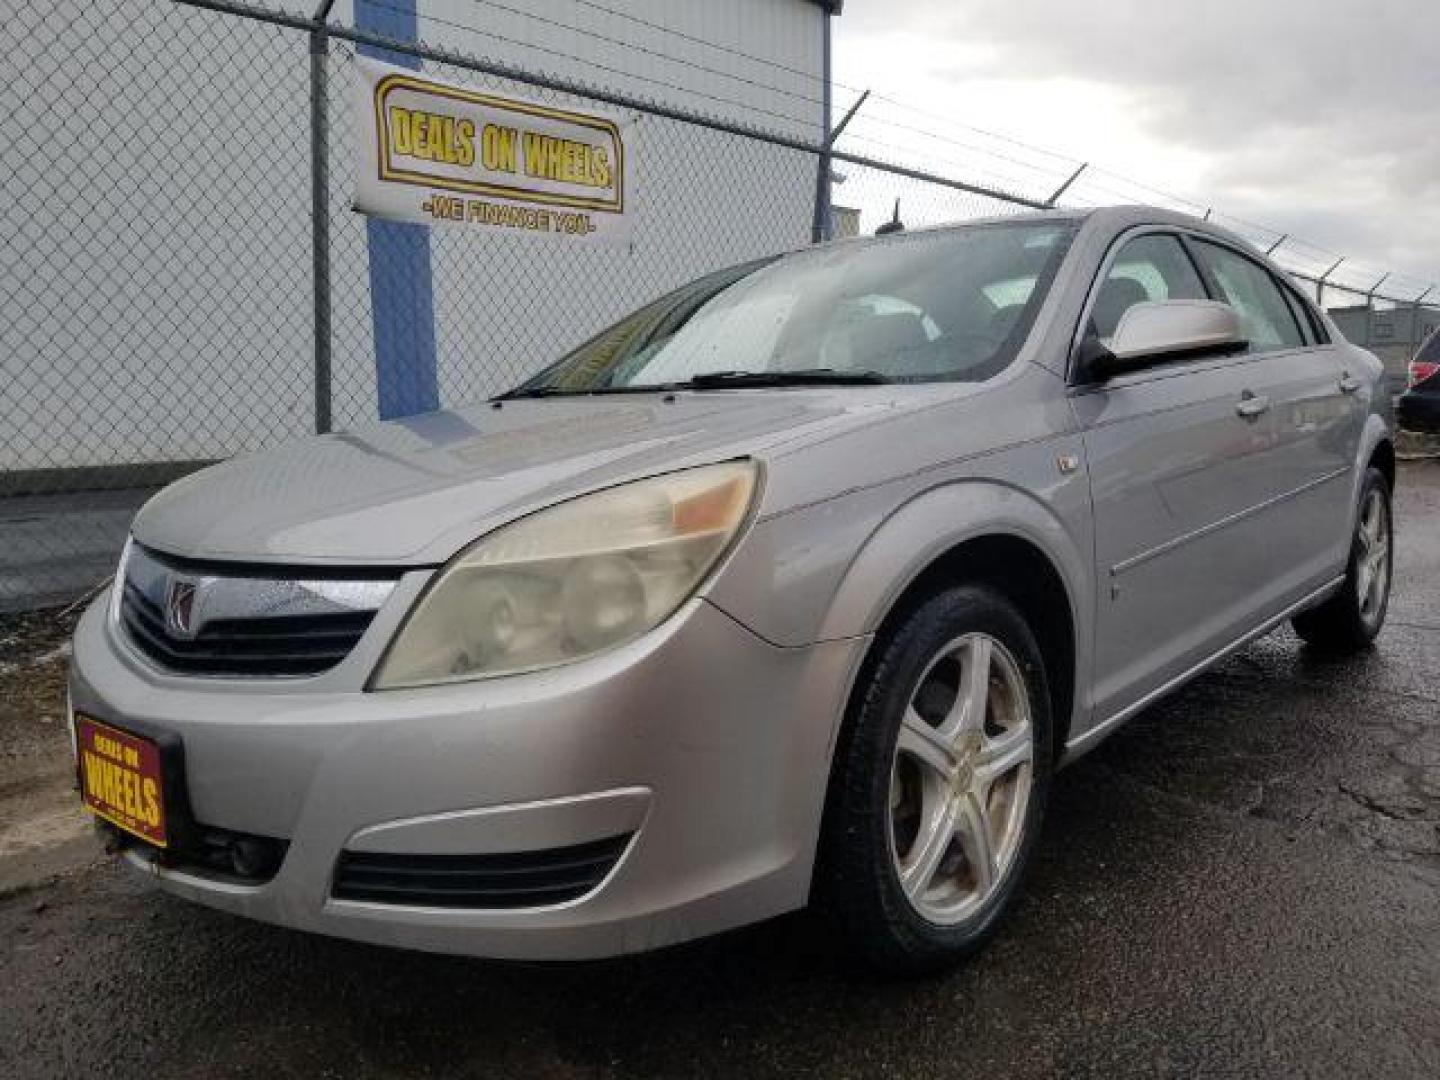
[3,0,839,473]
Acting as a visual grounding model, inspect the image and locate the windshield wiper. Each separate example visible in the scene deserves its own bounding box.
[492,385,567,400]
[491,384,664,400]
[493,368,888,400]
[671,368,889,389]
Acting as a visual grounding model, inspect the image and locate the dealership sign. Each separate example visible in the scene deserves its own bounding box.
[354,58,635,244]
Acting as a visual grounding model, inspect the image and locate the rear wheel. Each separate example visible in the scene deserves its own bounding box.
[816,585,1052,976]
[1292,466,1393,652]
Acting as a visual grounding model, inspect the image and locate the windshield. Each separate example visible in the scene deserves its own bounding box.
[504,219,1076,395]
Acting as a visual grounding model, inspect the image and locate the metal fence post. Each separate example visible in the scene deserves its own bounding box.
[1411,286,1435,360]
[1316,257,1345,307]
[310,0,336,434]
[1364,273,1389,351]
[1044,163,1087,209]
[810,88,869,243]
[809,9,833,244]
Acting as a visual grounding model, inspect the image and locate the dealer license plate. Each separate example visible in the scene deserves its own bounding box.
[75,714,168,848]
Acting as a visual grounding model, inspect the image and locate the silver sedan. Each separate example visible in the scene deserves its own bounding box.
[70,206,1395,974]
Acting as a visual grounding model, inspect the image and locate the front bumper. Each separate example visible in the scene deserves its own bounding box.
[69,591,866,959]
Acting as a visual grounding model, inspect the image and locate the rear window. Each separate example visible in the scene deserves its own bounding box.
[1417,327,1440,365]
[1191,240,1306,351]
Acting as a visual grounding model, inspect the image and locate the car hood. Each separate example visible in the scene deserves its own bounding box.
[131,390,922,566]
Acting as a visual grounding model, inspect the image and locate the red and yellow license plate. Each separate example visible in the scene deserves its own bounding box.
[75,714,167,847]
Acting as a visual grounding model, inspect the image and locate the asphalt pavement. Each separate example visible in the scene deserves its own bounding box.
[2,463,1438,1079]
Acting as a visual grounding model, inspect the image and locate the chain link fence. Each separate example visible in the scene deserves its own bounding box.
[3,0,1435,611]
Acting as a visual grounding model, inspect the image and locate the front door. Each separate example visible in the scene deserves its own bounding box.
[1071,231,1301,721]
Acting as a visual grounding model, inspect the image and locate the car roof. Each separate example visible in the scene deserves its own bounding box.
[808,204,1272,267]
[818,204,1245,247]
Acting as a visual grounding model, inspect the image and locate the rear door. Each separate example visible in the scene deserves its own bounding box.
[1071,231,1305,722]
[1187,239,1361,591]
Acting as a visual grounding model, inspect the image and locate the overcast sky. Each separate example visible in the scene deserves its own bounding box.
[833,0,1440,296]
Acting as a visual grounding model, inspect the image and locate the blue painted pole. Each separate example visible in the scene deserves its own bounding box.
[354,0,439,419]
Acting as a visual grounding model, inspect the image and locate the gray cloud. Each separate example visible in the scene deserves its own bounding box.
[838,0,1440,290]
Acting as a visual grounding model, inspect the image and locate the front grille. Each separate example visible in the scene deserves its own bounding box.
[117,543,397,678]
[332,834,633,909]
[121,581,373,677]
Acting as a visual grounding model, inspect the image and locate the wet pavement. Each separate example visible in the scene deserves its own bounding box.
[3,463,1438,1079]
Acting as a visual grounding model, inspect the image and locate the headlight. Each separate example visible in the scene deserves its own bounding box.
[371,461,759,689]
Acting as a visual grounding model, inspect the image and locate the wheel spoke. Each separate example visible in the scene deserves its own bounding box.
[956,792,997,895]
[976,722,1032,791]
[900,789,960,900]
[1364,503,1383,549]
[898,707,957,779]
[1366,555,1389,612]
[1354,492,1390,620]
[1356,560,1374,606]
[1370,549,1388,587]
[943,636,992,736]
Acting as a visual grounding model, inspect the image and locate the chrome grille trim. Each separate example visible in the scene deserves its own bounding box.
[118,543,399,678]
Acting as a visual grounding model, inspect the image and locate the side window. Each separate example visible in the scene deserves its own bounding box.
[1290,286,1331,344]
[1090,233,1207,343]
[1280,286,1316,345]
[1191,241,1305,352]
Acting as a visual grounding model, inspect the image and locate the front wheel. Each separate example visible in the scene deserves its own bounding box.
[1292,466,1393,652]
[815,585,1052,976]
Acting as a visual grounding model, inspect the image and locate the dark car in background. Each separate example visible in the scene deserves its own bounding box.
[1398,327,1440,433]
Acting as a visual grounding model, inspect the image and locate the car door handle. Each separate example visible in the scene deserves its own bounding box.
[1235,392,1271,419]
[1338,372,1362,394]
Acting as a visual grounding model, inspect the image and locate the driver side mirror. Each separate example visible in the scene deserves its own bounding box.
[1079,300,1247,382]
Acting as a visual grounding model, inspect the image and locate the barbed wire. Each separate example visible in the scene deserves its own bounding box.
[543,1,1081,169]
[532,0,1435,298]
[234,0,1436,298]
[333,0,1434,296]
[365,0,825,134]
[454,0,1082,187]
[464,0,832,115]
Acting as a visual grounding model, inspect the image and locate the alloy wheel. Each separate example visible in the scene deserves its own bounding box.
[888,633,1034,925]
[1355,486,1391,627]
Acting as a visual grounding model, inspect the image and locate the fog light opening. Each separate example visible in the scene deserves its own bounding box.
[230,837,284,880]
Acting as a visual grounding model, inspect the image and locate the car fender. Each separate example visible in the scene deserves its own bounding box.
[817,479,1089,640]
[812,478,1093,743]
[1351,411,1395,518]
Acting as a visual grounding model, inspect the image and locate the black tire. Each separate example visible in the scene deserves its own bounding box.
[814,584,1053,977]
[1292,466,1393,653]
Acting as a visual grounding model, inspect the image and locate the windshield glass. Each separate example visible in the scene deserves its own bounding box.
[506,219,1076,395]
